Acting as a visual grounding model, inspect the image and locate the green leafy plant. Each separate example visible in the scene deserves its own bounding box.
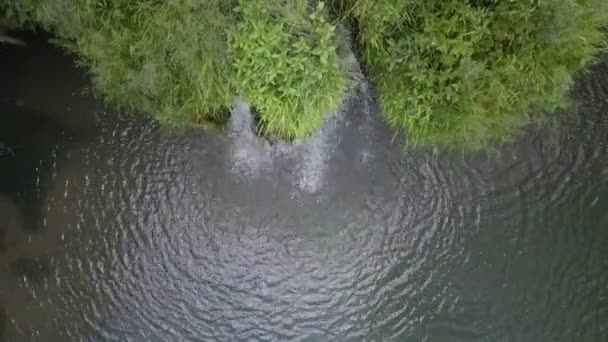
[229,0,347,140]
[349,0,608,149]
[21,0,236,127]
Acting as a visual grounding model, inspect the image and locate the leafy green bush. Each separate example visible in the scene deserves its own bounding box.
[2,0,348,137]
[229,0,346,140]
[24,0,236,127]
[4,0,606,147]
[349,0,608,149]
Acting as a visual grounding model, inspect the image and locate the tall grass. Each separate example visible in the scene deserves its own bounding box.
[229,0,346,140]
[8,0,236,127]
[2,0,607,148]
[2,0,348,138]
[348,0,608,149]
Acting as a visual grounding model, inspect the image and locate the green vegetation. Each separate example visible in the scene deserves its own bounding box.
[229,0,346,139]
[1,0,607,148]
[1,0,347,137]
[347,0,608,148]
[0,0,33,44]
[33,0,235,127]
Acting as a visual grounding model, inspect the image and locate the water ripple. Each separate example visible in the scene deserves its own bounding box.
[2,53,606,342]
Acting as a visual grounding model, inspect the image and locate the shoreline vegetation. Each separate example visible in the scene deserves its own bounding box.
[1,0,607,149]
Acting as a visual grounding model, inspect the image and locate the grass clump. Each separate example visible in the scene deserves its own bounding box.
[20,0,235,127]
[229,0,347,140]
[349,0,608,149]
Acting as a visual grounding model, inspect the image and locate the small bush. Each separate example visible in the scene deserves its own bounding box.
[229,0,347,140]
[27,0,236,127]
[350,0,608,149]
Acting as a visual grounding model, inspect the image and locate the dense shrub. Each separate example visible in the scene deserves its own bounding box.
[23,0,235,127]
[2,0,348,138]
[3,0,607,147]
[349,0,608,149]
[229,0,346,139]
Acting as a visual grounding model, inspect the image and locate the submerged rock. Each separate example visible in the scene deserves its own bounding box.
[0,32,25,45]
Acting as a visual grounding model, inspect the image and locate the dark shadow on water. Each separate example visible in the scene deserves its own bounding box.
[0,225,5,254]
[0,304,5,338]
[0,110,70,233]
[10,256,50,284]
[0,225,18,255]
[1,29,103,234]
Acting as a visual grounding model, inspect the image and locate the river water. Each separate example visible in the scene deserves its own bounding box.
[0,34,607,342]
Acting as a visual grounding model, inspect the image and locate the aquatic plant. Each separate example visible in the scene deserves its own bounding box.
[347,0,608,149]
[229,0,346,139]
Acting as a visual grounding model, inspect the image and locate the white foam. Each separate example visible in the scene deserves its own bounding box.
[229,100,272,177]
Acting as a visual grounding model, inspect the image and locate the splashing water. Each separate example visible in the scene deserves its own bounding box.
[227,25,365,193]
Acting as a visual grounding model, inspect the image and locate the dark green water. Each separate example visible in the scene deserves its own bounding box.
[1,35,607,342]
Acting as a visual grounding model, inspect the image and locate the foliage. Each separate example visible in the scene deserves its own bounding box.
[20,0,235,127]
[349,0,608,149]
[0,0,39,25]
[229,0,346,139]
[2,0,607,147]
